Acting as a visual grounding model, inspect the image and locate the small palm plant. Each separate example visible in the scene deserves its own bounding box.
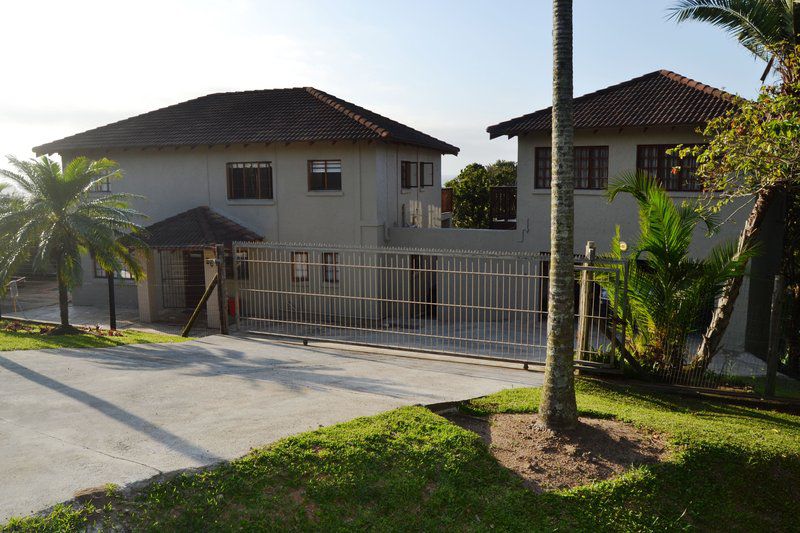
[598,172,754,375]
[0,156,146,333]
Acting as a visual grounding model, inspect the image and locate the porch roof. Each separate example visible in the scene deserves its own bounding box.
[142,206,262,249]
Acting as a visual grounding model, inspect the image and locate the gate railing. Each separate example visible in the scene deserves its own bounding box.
[233,242,624,368]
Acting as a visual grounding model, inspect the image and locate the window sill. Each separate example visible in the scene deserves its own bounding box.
[307,190,344,197]
[227,199,276,206]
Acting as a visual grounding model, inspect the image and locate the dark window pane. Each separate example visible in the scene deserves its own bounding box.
[309,172,326,190]
[326,172,342,190]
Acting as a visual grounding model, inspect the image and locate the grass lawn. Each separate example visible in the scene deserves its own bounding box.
[0,320,187,351]
[4,379,800,532]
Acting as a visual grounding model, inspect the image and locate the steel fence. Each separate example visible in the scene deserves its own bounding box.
[234,242,623,368]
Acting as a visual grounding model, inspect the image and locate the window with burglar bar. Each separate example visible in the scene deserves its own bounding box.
[308,160,342,191]
[535,146,609,189]
[636,144,706,192]
[227,162,273,200]
[419,162,434,187]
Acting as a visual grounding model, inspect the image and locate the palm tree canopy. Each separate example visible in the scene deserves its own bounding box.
[0,156,147,289]
[668,0,800,63]
[599,172,755,370]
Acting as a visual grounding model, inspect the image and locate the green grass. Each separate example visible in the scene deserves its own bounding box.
[4,379,800,532]
[0,320,186,351]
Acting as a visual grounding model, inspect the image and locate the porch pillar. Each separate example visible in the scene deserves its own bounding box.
[136,250,159,322]
[204,247,221,328]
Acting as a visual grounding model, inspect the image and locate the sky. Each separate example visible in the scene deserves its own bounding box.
[0,0,769,181]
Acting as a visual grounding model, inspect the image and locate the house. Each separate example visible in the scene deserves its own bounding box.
[34,87,459,325]
[483,70,783,355]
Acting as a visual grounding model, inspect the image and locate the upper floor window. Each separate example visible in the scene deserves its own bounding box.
[535,146,609,189]
[227,162,273,200]
[401,161,418,189]
[420,162,434,187]
[93,258,133,280]
[636,144,706,192]
[308,160,342,191]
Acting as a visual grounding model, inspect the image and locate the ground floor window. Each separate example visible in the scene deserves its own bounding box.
[93,258,133,280]
[323,252,339,283]
[292,252,310,282]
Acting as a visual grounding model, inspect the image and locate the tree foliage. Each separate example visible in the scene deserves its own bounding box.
[680,49,800,210]
[446,160,516,229]
[0,156,147,329]
[598,173,753,375]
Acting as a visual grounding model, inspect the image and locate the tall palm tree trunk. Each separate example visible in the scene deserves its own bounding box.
[693,186,777,369]
[539,0,578,430]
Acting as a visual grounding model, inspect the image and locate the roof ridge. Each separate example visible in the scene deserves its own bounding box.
[657,69,738,102]
[304,87,390,139]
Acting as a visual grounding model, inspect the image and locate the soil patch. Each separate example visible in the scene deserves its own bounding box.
[446,412,668,492]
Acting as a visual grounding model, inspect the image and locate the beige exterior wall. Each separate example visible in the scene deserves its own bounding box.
[515,126,748,255]
[514,126,753,351]
[62,141,445,319]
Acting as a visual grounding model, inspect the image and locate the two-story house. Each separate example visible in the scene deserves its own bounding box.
[486,70,783,354]
[34,87,459,323]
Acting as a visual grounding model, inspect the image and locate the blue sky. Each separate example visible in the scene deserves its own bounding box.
[0,0,768,180]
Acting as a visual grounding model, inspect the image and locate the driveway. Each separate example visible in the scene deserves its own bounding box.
[0,335,538,521]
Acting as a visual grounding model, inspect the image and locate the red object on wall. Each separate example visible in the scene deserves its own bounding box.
[227,297,236,318]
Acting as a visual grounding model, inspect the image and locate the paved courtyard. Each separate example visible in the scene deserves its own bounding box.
[0,334,537,521]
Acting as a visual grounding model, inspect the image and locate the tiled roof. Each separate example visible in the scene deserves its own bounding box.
[142,206,262,248]
[34,88,459,155]
[487,70,737,138]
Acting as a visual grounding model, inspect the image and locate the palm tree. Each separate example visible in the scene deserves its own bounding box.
[669,0,799,81]
[668,0,799,369]
[0,156,146,333]
[539,0,578,430]
[599,173,754,378]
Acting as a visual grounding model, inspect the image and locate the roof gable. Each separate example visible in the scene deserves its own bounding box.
[487,70,737,138]
[34,88,459,155]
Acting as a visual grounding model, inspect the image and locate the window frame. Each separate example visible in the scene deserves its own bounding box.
[636,144,707,192]
[419,162,434,188]
[401,161,418,189]
[322,252,340,284]
[307,160,342,192]
[534,146,609,190]
[226,161,274,200]
[90,176,111,193]
[291,251,310,283]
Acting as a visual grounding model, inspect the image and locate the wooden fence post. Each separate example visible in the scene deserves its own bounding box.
[765,274,785,397]
[576,241,596,360]
[216,244,229,335]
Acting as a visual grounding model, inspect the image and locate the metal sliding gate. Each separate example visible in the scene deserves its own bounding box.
[233,242,624,368]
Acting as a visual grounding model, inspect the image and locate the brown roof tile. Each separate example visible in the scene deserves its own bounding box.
[142,206,262,248]
[487,70,737,138]
[34,88,459,155]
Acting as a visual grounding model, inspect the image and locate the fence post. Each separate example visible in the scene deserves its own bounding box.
[765,274,785,397]
[576,241,596,360]
[216,244,229,335]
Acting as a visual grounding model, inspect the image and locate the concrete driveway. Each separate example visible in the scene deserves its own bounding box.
[0,334,539,521]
